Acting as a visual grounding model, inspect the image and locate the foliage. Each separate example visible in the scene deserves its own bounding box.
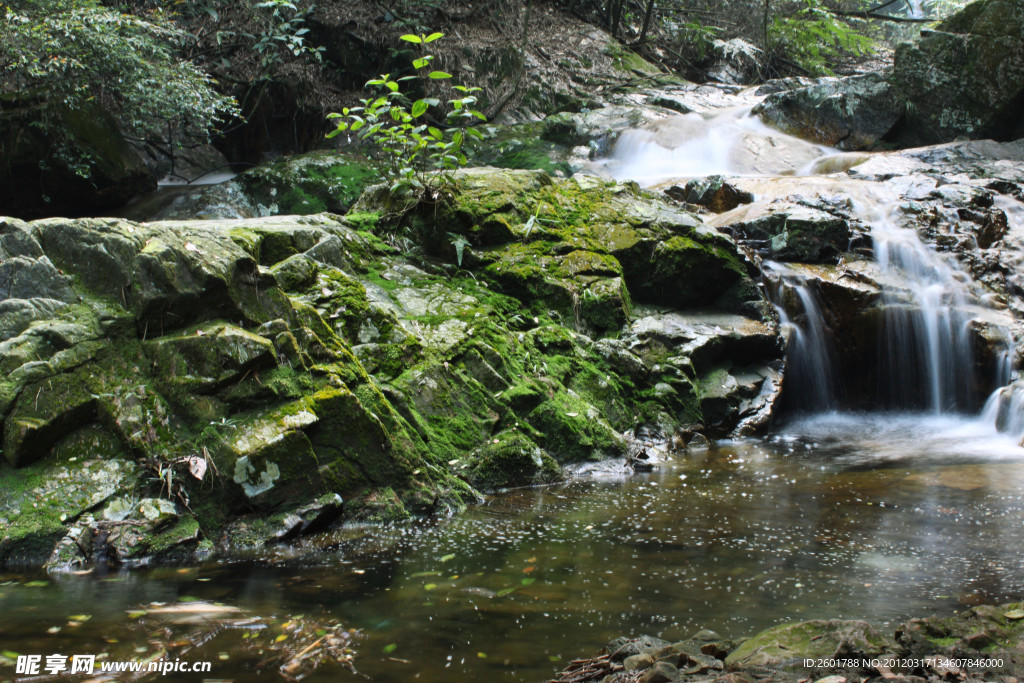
[769,0,875,74]
[675,20,723,59]
[168,0,324,78]
[327,32,486,199]
[0,0,238,139]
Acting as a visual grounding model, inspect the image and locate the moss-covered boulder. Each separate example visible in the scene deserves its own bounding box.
[895,602,1024,655]
[0,167,785,567]
[464,432,561,490]
[234,150,379,215]
[725,619,896,672]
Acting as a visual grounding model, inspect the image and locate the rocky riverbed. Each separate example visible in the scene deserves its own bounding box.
[553,602,1024,683]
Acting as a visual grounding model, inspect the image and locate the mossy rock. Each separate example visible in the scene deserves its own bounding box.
[235,150,380,216]
[465,432,562,490]
[0,456,139,566]
[529,391,628,462]
[725,619,895,671]
[896,602,1024,654]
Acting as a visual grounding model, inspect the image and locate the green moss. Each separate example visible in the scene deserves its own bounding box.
[465,431,562,491]
[353,486,409,522]
[529,391,626,462]
[236,151,380,216]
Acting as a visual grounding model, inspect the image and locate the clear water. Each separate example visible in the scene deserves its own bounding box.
[4,416,1024,681]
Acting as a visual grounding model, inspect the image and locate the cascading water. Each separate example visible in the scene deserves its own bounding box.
[869,203,981,413]
[767,263,840,411]
[602,103,1022,448]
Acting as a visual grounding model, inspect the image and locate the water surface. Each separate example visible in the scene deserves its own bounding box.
[3,414,1023,681]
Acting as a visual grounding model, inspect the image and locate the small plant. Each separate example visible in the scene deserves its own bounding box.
[326,32,486,200]
[447,232,471,266]
[769,0,874,75]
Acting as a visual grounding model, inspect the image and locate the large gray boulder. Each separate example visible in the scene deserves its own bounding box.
[890,0,1024,145]
[753,73,901,150]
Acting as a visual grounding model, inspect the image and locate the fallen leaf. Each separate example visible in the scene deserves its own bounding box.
[187,455,207,480]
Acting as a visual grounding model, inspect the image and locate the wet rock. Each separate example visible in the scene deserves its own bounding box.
[895,602,1024,655]
[753,73,901,150]
[138,181,262,222]
[718,201,854,264]
[607,635,673,661]
[665,176,754,213]
[640,660,681,682]
[725,619,896,671]
[0,166,794,567]
[0,458,139,566]
[464,432,562,491]
[624,653,655,671]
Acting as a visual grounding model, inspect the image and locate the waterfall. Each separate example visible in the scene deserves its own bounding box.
[767,198,1012,417]
[600,102,1020,436]
[870,205,979,413]
[768,264,839,412]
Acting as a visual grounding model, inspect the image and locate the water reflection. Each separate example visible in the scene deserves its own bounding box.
[2,419,1024,681]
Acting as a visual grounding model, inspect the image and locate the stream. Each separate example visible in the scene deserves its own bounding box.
[4,93,1024,682]
[3,422,1024,681]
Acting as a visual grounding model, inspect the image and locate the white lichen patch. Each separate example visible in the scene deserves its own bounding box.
[233,456,282,497]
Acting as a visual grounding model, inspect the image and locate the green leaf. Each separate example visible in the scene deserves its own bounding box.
[399,34,422,43]
[385,81,399,93]
[411,100,429,118]
[466,127,483,140]
[521,577,536,586]
[428,71,452,79]
[440,553,456,563]
[412,57,431,69]
[424,32,444,43]
[383,643,398,654]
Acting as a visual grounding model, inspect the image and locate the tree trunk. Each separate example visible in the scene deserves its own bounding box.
[637,0,657,45]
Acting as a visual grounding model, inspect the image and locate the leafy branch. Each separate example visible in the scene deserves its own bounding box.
[326,31,486,201]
